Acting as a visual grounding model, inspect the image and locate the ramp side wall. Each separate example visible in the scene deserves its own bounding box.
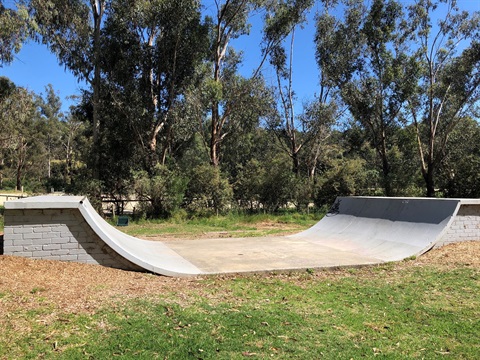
[436,204,480,248]
[3,208,143,271]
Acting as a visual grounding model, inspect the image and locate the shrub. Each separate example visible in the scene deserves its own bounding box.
[259,158,296,212]
[233,159,265,211]
[184,164,233,216]
[314,157,367,207]
[133,165,187,219]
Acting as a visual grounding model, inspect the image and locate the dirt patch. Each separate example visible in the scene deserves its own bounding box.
[415,241,480,268]
[0,241,478,317]
[0,256,201,316]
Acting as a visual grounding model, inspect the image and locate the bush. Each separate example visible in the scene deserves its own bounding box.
[314,157,367,208]
[66,170,104,212]
[133,165,187,219]
[259,158,296,212]
[233,159,265,211]
[290,177,314,213]
[184,164,233,216]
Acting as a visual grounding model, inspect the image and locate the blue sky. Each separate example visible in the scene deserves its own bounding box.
[1,0,479,113]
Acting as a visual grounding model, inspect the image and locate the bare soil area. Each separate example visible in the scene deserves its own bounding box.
[1,241,479,318]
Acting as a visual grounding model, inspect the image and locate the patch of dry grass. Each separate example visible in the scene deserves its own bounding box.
[1,241,478,316]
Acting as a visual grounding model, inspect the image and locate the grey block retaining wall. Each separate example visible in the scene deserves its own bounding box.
[3,208,143,271]
[436,204,480,247]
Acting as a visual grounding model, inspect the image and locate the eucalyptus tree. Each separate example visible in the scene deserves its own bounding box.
[35,85,83,190]
[27,0,106,178]
[266,57,339,178]
[0,83,41,189]
[59,113,85,186]
[316,0,418,196]
[404,0,480,197]
[37,84,64,180]
[299,99,338,180]
[438,117,480,198]
[0,76,17,147]
[0,77,17,187]
[0,1,31,66]
[203,0,310,167]
[101,0,208,172]
[263,0,342,176]
[205,0,264,167]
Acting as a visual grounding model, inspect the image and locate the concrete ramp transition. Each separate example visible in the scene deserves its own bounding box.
[3,196,480,276]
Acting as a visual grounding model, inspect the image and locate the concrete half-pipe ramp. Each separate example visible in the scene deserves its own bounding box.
[3,196,480,276]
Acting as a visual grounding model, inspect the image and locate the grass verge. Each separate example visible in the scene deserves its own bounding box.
[1,264,478,359]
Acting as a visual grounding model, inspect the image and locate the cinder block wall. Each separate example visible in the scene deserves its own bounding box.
[436,204,480,247]
[3,208,142,271]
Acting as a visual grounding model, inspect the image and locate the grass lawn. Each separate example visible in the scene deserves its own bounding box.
[114,212,324,239]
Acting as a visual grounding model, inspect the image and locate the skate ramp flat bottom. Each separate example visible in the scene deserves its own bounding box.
[4,196,480,276]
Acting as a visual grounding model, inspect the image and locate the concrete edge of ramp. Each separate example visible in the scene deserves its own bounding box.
[4,196,203,277]
[77,198,203,276]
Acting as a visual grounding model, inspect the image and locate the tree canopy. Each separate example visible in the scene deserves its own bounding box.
[0,0,479,217]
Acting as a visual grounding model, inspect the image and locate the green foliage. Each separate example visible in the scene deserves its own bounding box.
[0,80,47,191]
[439,117,480,198]
[405,0,480,196]
[4,0,480,216]
[0,2,31,66]
[204,78,223,104]
[316,0,416,197]
[100,0,209,172]
[234,159,266,211]
[133,165,187,219]
[185,164,233,216]
[259,156,297,212]
[314,156,368,207]
[28,0,97,82]
[290,176,314,213]
[67,171,104,211]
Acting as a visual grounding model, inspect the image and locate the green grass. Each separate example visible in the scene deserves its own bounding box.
[114,212,324,238]
[1,265,479,359]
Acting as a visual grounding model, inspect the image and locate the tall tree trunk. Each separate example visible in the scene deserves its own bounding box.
[91,0,105,180]
[64,143,71,185]
[210,101,220,167]
[381,153,392,197]
[210,31,222,168]
[380,124,393,196]
[16,170,21,191]
[147,136,158,171]
[308,146,321,182]
[425,162,435,197]
[292,148,300,175]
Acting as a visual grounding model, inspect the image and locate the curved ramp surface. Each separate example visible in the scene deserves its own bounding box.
[4,196,477,276]
[291,197,461,261]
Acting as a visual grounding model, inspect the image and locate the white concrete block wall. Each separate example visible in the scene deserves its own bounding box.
[436,204,480,247]
[3,208,142,271]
